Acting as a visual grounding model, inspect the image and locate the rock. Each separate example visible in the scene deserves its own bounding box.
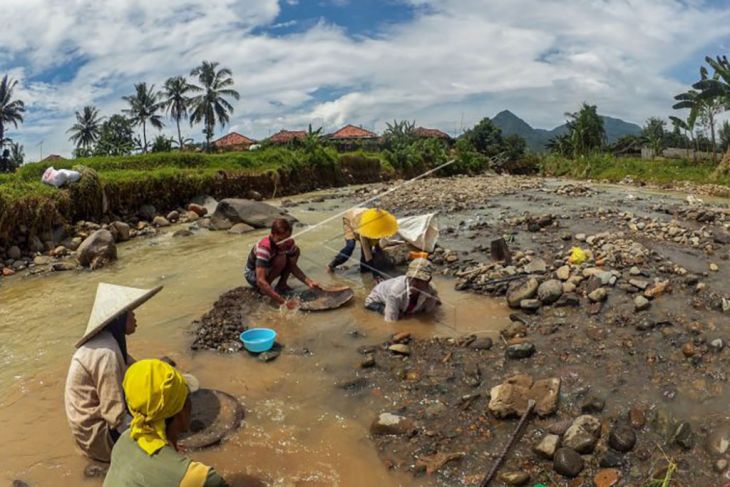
[469,337,493,350]
[488,375,559,418]
[533,434,560,459]
[388,344,410,356]
[138,204,156,221]
[209,215,233,231]
[2,267,15,276]
[167,210,180,223]
[490,237,512,263]
[29,235,44,253]
[187,203,208,217]
[556,265,571,281]
[628,407,646,429]
[212,198,297,229]
[257,350,280,362]
[644,280,670,299]
[183,210,200,221]
[415,452,465,475]
[581,395,605,414]
[706,424,730,456]
[629,278,649,290]
[710,338,725,352]
[525,258,547,274]
[11,481,30,487]
[8,246,21,259]
[392,331,411,343]
[710,263,719,272]
[538,279,563,304]
[501,321,527,339]
[716,459,728,472]
[111,221,131,242]
[563,415,601,453]
[588,287,608,302]
[673,421,694,450]
[562,282,577,293]
[548,419,574,436]
[228,223,255,235]
[520,299,541,311]
[599,450,623,468]
[360,355,376,368]
[507,278,539,308]
[681,342,696,358]
[153,216,171,227]
[576,233,586,241]
[76,230,117,269]
[51,262,77,272]
[608,423,636,452]
[51,245,68,257]
[531,378,561,416]
[652,407,675,439]
[64,236,83,251]
[499,471,530,486]
[173,229,194,238]
[370,413,415,436]
[634,295,651,311]
[629,266,641,276]
[506,343,535,359]
[33,255,53,266]
[553,447,583,478]
[593,468,620,487]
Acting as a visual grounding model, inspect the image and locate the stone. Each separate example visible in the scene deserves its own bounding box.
[228,223,255,235]
[520,299,541,311]
[76,230,117,269]
[153,216,171,227]
[706,424,730,456]
[490,237,512,263]
[183,210,200,221]
[593,469,620,487]
[652,408,675,439]
[629,279,649,290]
[629,266,641,276]
[360,355,376,368]
[29,235,44,253]
[716,459,728,472]
[608,423,636,452]
[2,267,15,277]
[469,337,493,350]
[634,295,650,311]
[209,215,233,231]
[538,279,563,304]
[416,452,465,475]
[562,282,577,293]
[499,471,530,486]
[629,407,646,429]
[588,287,608,302]
[710,263,719,272]
[533,434,560,459]
[167,210,180,222]
[548,419,574,436]
[531,378,561,416]
[212,198,297,229]
[370,413,415,436]
[556,265,571,281]
[488,375,559,418]
[598,450,623,468]
[64,236,83,251]
[173,229,194,238]
[111,221,131,241]
[51,262,77,272]
[563,415,601,453]
[33,255,53,266]
[138,204,156,221]
[673,421,694,450]
[553,448,583,478]
[581,395,605,414]
[507,278,539,308]
[257,350,280,362]
[644,280,670,299]
[8,246,21,259]
[502,321,527,339]
[84,463,109,478]
[681,342,696,358]
[576,233,586,241]
[710,338,725,352]
[187,203,208,217]
[51,245,68,257]
[525,258,547,274]
[388,344,410,355]
[506,343,535,359]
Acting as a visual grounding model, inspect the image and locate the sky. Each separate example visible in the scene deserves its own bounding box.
[2,0,729,159]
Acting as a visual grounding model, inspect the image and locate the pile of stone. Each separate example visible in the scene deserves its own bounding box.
[549,183,597,197]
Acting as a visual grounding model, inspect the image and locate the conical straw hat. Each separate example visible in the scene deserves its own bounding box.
[356,208,398,239]
[76,283,163,348]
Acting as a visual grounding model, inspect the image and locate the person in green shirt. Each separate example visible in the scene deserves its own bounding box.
[104,359,227,487]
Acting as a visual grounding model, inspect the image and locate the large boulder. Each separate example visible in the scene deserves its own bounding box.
[506,278,539,308]
[76,230,117,269]
[110,221,131,242]
[488,375,561,418]
[211,199,297,229]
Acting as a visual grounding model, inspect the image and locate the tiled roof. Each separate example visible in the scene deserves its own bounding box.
[413,127,451,139]
[329,124,378,140]
[268,130,307,143]
[212,132,256,147]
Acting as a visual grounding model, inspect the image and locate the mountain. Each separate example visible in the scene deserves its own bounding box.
[491,110,642,153]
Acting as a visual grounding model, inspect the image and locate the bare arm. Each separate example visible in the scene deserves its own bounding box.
[256,266,286,305]
[289,257,317,288]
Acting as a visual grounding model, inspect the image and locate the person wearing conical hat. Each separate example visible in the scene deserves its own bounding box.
[364,258,440,322]
[64,283,162,463]
[104,359,227,487]
[327,207,398,281]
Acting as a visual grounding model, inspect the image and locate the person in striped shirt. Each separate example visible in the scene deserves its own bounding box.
[245,218,319,309]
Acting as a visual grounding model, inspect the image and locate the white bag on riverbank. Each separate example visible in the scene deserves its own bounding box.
[41,166,82,188]
[383,213,439,252]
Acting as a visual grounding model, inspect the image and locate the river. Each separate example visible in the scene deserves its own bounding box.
[0,190,512,486]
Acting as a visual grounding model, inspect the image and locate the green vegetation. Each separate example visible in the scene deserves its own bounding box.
[0,74,25,147]
[189,61,240,149]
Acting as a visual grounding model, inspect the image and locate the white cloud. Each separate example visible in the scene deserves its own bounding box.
[1,0,729,157]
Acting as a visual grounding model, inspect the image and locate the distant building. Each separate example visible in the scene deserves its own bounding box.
[212,132,257,151]
[268,130,307,145]
[42,154,66,162]
[327,124,378,142]
[413,127,452,142]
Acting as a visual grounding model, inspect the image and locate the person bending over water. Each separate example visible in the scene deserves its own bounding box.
[364,258,440,322]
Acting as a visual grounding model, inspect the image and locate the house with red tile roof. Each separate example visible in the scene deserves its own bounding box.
[328,124,378,141]
[413,127,452,141]
[267,130,307,144]
[212,132,257,151]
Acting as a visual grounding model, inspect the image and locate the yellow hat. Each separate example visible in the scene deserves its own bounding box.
[356,208,398,239]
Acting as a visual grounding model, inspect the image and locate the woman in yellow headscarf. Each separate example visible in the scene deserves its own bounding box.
[104,359,227,487]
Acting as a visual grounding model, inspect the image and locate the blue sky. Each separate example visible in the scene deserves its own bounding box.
[2,0,730,158]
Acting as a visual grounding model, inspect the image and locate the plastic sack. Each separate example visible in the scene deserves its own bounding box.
[568,246,587,265]
[383,213,439,252]
[41,166,82,188]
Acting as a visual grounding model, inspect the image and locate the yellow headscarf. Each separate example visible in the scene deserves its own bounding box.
[123,359,189,456]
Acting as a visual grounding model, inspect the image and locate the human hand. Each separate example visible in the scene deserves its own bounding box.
[305,278,320,289]
[284,298,300,310]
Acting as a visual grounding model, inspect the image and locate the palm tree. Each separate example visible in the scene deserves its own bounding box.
[0,75,25,147]
[189,61,240,149]
[162,76,197,149]
[9,142,24,167]
[67,105,103,151]
[123,82,164,153]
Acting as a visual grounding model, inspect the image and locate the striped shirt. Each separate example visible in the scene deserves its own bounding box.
[246,235,298,271]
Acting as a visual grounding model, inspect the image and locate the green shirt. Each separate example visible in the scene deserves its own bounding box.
[104,431,227,487]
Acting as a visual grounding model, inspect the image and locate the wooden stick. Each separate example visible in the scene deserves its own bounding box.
[480,399,536,487]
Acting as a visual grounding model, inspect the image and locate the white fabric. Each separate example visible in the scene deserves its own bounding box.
[383,213,439,252]
[365,275,439,322]
[41,166,82,188]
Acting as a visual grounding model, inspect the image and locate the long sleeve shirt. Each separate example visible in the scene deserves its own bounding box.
[64,330,129,462]
[364,275,439,322]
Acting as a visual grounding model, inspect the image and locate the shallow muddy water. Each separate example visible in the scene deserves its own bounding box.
[0,191,512,486]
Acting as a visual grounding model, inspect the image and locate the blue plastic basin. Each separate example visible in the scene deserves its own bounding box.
[240,328,277,353]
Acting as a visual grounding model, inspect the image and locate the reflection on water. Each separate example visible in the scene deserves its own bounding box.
[0,196,511,486]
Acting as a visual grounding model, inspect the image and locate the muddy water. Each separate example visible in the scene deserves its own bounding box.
[0,193,511,486]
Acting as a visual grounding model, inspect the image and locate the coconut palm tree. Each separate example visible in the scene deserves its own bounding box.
[123,82,164,153]
[0,75,25,147]
[67,105,104,151]
[189,61,240,149]
[162,76,197,150]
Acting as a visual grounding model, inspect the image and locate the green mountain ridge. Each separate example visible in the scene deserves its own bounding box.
[491,110,642,152]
